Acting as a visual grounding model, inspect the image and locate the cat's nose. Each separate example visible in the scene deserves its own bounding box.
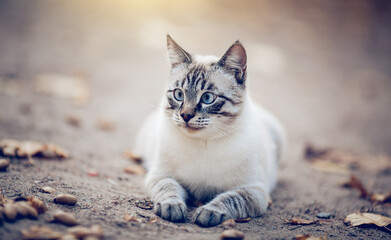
[181,113,194,123]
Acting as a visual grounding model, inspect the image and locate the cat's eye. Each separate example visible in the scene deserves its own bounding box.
[173,89,184,101]
[201,92,216,104]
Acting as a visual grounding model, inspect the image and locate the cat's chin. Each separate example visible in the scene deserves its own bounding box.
[184,125,204,133]
[177,125,207,138]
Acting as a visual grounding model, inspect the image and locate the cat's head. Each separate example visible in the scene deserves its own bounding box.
[165,35,247,139]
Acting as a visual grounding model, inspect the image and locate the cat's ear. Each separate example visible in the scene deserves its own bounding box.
[167,34,192,68]
[218,41,247,85]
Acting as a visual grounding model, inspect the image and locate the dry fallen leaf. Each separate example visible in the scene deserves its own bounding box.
[0,139,69,159]
[294,235,328,240]
[284,217,320,225]
[341,175,369,198]
[124,165,146,175]
[371,192,391,204]
[124,150,143,164]
[305,144,391,174]
[22,226,61,240]
[35,73,90,105]
[344,212,391,231]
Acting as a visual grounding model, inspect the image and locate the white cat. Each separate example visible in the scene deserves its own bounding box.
[134,35,286,227]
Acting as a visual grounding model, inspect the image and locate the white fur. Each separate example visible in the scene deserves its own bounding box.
[137,94,285,197]
[134,48,286,225]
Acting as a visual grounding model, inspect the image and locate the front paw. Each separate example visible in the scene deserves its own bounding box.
[193,205,229,227]
[154,198,187,222]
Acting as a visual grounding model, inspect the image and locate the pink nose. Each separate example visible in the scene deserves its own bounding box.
[181,113,194,123]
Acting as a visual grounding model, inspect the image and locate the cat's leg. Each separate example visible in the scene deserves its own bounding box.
[192,183,269,227]
[146,174,188,222]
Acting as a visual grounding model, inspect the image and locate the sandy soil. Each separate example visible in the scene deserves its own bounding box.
[1,1,391,239]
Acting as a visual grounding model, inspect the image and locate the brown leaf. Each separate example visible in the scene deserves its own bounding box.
[341,175,369,198]
[284,217,320,225]
[304,144,357,165]
[344,212,391,231]
[124,150,143,164]
[371,192,391,204]
[0,139,69,159]
[124,165,145,175]
[305,144,391,174]
[22,226,61,240]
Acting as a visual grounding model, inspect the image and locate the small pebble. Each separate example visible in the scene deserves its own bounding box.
[54,194,78,206]
[87,169,99,177]
[27,196,48,213]
[53,210,79,226]
[221,229,245,240]
[41,186,56,194]
[4,203,17,221]
[0,159,10,171]
[221,219,236,228]
[317,212,332,219]
[17,202,38,219]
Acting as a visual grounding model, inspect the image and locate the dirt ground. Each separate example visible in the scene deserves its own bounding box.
[1,1,391,239]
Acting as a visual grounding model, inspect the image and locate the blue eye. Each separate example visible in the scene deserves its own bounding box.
[173,89,184,101]
[201,92,216,104]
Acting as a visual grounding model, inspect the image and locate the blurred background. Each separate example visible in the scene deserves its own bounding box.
[0,0,390,156]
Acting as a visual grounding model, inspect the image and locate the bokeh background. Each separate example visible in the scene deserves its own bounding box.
[1,0,390,157]
[0,1,391,239]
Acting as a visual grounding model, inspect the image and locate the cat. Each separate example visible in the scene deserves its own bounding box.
[134,35,286,227]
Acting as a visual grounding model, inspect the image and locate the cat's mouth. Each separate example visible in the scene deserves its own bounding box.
[184,123,204,132]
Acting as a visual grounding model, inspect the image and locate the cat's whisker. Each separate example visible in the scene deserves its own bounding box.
[135,99,162,111]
